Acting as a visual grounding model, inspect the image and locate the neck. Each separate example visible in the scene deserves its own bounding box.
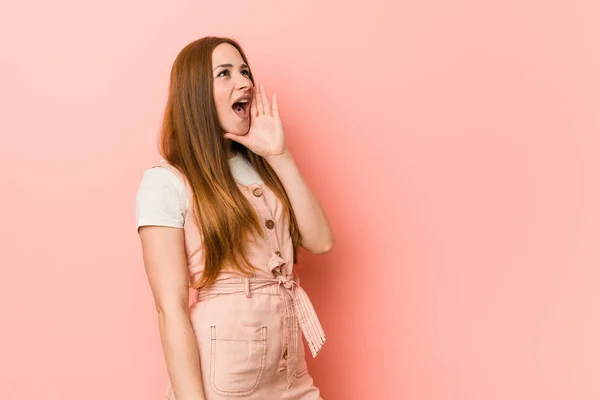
[225,139,237,159]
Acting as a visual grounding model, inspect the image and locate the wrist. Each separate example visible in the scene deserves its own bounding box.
[265,148,291,164]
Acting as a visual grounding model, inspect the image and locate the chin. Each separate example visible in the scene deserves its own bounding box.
[232,124,250,136]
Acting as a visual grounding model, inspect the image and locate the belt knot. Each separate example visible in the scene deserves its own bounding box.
[276,274,295,289]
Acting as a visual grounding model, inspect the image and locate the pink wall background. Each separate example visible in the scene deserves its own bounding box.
[1,0,599,399]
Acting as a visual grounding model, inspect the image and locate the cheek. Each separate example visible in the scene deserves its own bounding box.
[213,87,230,113]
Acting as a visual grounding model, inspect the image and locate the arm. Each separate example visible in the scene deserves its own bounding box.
[266,149,335,255]
[223,83,334,255]
[138,225,206,400]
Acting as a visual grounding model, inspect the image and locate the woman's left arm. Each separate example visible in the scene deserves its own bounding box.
[224,83,334,254]
[266,150,335,255]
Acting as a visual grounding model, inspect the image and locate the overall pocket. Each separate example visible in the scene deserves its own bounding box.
[209,325,267,396]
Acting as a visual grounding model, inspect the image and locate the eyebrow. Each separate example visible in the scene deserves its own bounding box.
[213,63,249,71]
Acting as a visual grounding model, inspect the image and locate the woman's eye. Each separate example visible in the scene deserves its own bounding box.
[217,69,249,78]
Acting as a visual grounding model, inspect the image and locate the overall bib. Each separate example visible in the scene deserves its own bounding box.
[154,160,326,400]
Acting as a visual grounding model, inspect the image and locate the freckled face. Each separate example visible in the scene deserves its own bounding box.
[212,43,254,135]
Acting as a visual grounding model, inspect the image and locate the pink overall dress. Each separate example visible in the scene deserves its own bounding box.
[153,160,326,400]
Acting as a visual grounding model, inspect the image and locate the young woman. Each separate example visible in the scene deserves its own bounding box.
[136,36,334,400]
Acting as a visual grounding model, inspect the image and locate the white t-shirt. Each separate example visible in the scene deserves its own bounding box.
[136,153,263,230]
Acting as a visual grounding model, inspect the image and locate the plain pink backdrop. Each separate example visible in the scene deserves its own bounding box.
[1,0,599,399]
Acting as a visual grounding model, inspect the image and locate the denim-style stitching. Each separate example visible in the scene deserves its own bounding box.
[209,325,267,397]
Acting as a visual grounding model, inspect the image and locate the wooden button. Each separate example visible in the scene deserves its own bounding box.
[275,251,282,257]
[265,219,275,229]
[253,188,263,197]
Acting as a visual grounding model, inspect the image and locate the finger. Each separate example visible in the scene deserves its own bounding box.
[272,94,280,119]
[260,84,271,116]
[255,83,264,115]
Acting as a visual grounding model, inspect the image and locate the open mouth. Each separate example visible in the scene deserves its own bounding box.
[232,98,250,119]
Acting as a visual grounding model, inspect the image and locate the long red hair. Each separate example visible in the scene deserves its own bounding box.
[158,36,302,289]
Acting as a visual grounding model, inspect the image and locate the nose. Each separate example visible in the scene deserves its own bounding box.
[234,71,252,90]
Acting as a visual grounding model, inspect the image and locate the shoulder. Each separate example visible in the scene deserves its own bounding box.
[135,162,188,230]
[139,164,186,193]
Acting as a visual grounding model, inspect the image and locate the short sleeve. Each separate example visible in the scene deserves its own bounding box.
[136,166,187,230]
